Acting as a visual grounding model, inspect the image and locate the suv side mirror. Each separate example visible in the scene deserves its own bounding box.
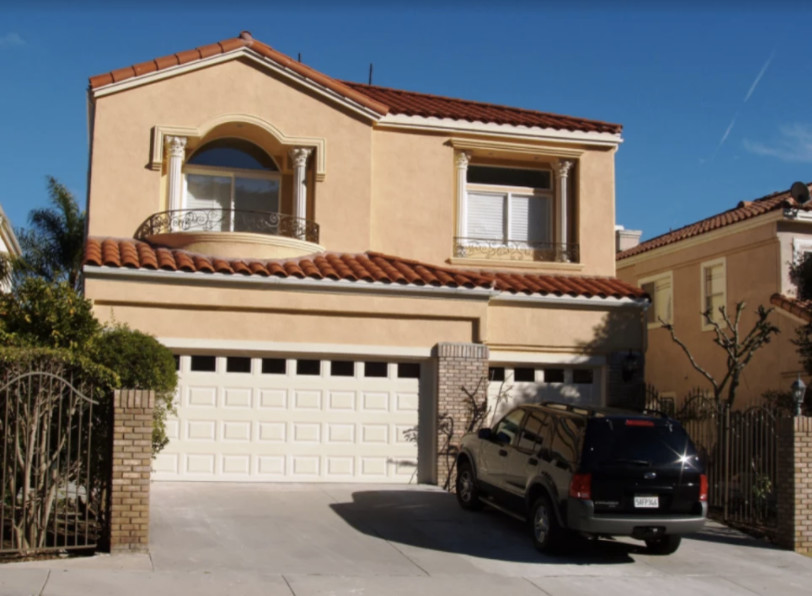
[478,428,493,441]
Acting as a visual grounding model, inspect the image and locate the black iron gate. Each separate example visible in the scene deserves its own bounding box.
[662,391,784,540]
[1,371,105,557]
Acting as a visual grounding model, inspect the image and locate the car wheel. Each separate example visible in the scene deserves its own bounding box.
[530,494,560,553]
[455,461,482,510]
[645,535,681,555]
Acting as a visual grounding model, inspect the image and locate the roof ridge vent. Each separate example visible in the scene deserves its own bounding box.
[737,200,753,208]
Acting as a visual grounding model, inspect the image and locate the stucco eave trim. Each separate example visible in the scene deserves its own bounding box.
[491,293,648,309]
[83,265,499,300]
[379,114,622,148]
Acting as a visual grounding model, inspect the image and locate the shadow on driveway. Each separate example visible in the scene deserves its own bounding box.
[330,489,638,565]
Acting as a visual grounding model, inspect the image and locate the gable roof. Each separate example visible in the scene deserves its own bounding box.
[84,237,645,301]
[88,31,621,136]
[617,183,812,260]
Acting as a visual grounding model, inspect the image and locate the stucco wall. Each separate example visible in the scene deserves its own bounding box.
[617,219,805,408]
[88,56,620,276]
[88,59,374,252]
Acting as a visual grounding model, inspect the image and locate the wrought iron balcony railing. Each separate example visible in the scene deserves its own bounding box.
[134,209,320,244]
[454,237,580,262]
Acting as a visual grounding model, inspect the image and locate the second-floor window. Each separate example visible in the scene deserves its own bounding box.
[184,138,281,230]
[640,272,673,327]
[701,258,726,328]
[464,165,553,248]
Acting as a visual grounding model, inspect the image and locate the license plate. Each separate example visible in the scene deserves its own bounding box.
[634,495,659,508]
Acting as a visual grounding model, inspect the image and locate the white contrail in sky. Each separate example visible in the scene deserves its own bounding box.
[744,51,775,103]
[709,50,775,161]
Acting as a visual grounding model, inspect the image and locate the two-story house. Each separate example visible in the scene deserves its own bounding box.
[82,31,646,485]
[617,183,812,409]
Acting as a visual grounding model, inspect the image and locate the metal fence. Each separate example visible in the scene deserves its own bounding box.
[1,371,104,557]
[646,385,784,540]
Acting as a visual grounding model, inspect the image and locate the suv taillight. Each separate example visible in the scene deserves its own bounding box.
[699,474,708,502]
[569,473,592,500]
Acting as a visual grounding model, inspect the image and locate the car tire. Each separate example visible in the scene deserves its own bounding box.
[455,461,482,510]
[645,534,681,555]
[530,494,560,553]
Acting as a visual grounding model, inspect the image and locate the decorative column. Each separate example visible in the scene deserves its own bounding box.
[556,159,574,261]
[455,151,471,256]
[165,136,187,212]
[290,147,313,223]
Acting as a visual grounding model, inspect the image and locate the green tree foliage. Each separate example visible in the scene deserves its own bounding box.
[789,254,812,409]
[0,278,99,350]
[91,325,178,453]
[14,177,86,291]
[0,280,177,456]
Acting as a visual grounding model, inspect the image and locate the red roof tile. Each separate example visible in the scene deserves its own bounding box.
[83,237,645,301]
[771,293,812,323]
[340,81,622,134]
[617,184,812,260]
[88,32,621,135]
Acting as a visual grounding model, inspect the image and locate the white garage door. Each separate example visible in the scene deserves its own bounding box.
[153,355,420,483]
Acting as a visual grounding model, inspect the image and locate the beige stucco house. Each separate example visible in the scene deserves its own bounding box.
[82,31,646,485]
[617,183,812,410]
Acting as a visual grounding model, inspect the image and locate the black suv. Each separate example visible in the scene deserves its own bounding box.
[455,402,707,555]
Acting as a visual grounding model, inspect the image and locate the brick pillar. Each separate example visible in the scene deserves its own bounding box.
[109,389,154,553]
[433,342,489,490]
[776,416,812,553]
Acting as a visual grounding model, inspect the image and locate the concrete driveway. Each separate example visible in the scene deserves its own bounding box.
[5,482,812,595]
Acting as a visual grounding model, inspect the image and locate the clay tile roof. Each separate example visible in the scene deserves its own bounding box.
[82,238,643,300]
[618,184,812,260]
[340,81,622,134]
[771,293,812,323]
[88,32,620,135]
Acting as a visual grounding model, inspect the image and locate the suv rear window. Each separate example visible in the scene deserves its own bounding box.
[580,417,699,471]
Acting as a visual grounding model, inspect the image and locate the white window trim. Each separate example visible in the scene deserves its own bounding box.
[638,271,673,329]
[792,238,812,264]
[700,257,727,331]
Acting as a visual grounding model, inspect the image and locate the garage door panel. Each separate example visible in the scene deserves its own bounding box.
[223,388,252,408]
[188,386,217,407]
[156,355,420,483]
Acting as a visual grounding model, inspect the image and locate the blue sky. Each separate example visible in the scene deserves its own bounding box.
[2,1,811,243]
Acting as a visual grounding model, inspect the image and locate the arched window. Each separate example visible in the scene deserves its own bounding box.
[183,139,281,227]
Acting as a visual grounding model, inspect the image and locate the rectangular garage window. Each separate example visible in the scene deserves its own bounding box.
[364,362,388,378]
[514,367,535,382]
[397,363,420,378]
[489,367,505,381]
[173,355,180,371]
[573,369,594,384]
[261,358,286,374]
[190,355,216,372]
[226,357,252,373]
[330,360,355,377]
[544,368,564,383]
[296,359,321,376]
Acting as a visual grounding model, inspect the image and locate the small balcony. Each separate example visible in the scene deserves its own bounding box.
[454,237,580,263]
[134,209,322,259]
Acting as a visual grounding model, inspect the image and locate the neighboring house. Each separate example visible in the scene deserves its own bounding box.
[617,183,812,409]
[82,31,647,485]
[0,203,21,293]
